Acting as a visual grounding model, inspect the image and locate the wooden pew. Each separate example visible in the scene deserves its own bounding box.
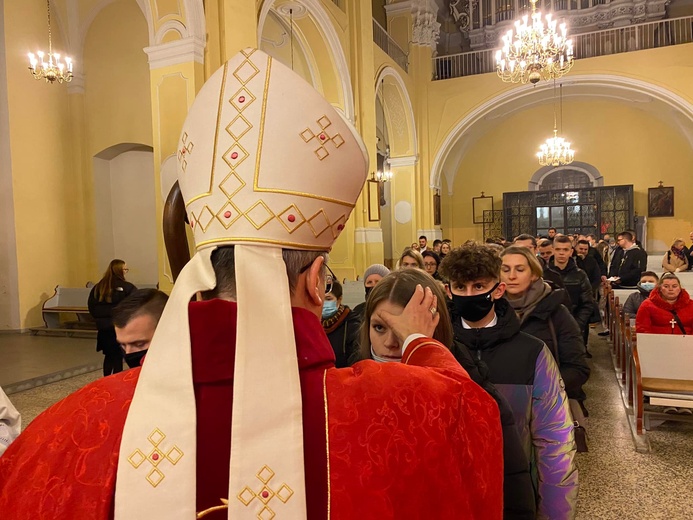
[30,286,96,337]
[630,333,693,439]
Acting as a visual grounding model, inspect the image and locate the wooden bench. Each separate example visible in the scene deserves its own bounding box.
[30,285,96,337]
[630,333,693,440]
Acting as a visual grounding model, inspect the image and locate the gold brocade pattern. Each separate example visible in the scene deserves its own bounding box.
[236,465,295,519]
[127,428,184,488]
[323,369,331,520]
[178,132,194,172]
[300,116,345,160]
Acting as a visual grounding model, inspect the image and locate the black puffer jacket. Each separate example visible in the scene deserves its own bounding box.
[88,279,136,353]
[547,257,594,329]
[516,289,590,401]
[450,341,536,520]
[453,299,578,519]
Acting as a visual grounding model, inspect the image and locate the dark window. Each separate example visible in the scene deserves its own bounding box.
[539,170,593,191]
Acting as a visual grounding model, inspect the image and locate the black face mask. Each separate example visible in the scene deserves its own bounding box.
[451,283,499,324]
[124,350,147,369]
[365,285,374,299]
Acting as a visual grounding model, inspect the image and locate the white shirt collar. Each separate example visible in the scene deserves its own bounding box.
[461,314,498,329]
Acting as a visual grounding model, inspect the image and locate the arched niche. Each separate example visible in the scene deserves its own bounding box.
[374,66,417,159]
[257,0,354,122]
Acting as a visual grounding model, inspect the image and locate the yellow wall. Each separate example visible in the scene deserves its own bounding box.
[84,0,152,157]
[4,0,76,327]
[441,100,693,250]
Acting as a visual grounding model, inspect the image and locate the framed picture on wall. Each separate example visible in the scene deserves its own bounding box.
[434,192,441,226]
[367,180,381,222]
[472,193,494,224]
[648,185,674,217]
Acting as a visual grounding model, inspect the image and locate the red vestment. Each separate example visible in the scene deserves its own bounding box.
[0,300,503,519]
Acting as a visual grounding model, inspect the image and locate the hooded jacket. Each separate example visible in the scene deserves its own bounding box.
[513,288,590,401]
[453,299,578,519]
[547,257,594,329]
[636,288,693,335]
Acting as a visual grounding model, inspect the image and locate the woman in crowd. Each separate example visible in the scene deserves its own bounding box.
[321,279,360,368]
[440,241,452,258]
[422,251,443,280]
[662,238,689,273]
[357,269,536,519]
[499,246,590,406]
[622,271,659,318]
[351,264,390,321]
[636,273,693,335]
[398,248,425,269]
[88,259,136,376]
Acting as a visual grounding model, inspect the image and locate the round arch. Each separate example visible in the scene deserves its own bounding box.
[257,0,355,122]
[374,66,417,158]
[529,162,604,191]
[430,74,693,193]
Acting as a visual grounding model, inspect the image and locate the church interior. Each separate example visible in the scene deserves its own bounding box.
[1,0,693,517]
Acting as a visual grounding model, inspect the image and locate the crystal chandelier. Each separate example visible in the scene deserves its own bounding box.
[537,83,575,166]
[374,80,393,183]
[28,0,73,84]
[495,0,574,85]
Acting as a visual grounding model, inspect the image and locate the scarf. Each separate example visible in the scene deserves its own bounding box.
[321,304,350,333]
[671,246,686,261]
[506,279,552,324]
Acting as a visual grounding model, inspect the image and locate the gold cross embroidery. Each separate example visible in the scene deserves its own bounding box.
[127,428,184,487]
[236,465,294,519]
[300,116,345,161]
[178,132,194,172]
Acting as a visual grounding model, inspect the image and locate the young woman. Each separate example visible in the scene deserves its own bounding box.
[321,280,360,368]
[88,259,136,376]
[358,269,536,519]
[440,241,452,258]
[499,246,590,404]
[636,273,693,334]
[662,239,689,273]
[398,248,425,270]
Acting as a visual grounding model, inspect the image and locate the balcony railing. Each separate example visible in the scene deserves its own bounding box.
[373,18,409,72]
[433,15,693,80]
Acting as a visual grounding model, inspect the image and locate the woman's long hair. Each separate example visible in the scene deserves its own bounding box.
[94,259,127,303]
[357,269,453,360]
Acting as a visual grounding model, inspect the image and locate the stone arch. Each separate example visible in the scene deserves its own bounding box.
[430,74,693,194]
[257,0,355,122]
[528,162,604,191]
[374,66,417,159]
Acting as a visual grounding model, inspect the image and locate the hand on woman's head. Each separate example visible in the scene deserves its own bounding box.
[374,285,440,344]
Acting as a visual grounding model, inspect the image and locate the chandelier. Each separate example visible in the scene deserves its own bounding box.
[374,80,393,183]
[537,83,575,166]
[28,0,73,84]
[495,0,574,85]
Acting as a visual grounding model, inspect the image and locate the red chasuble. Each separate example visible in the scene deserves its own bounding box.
[0,300,503,519]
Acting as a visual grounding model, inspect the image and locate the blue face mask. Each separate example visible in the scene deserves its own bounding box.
[322,300,338,319]
[640,282,656,292]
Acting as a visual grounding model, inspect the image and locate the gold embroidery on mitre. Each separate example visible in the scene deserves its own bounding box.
[127,428,184,488]
[300,116,345,161]
[178,132,194,173]
[236,466,295,520]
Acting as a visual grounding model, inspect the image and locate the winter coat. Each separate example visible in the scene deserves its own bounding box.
[575,254,601,293]
[622,287,652,317]
[451,340,537,520]
[547,257,595,329]
[636,288,693,335]
[453,299,578,520]
[515,289,590,401]
[609,245,647,287]
[322,306,360,368]
[662,250,689,273]
[588,246,607,277]
[88,280,136,352]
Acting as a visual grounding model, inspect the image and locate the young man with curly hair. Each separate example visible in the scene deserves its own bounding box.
[440,243,578,519]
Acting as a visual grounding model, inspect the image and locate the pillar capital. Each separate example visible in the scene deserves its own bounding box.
[144,37,205,70]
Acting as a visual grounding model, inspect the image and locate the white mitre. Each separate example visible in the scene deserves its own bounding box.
[115,48,368,519]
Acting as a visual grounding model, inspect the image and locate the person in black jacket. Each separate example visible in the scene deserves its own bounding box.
[500,246,590,402]
[321,280,360,368]
[441,243,577,518]
[88,259,136,376]
[575,239,602,295]
[355,268,536,520]
[609,231,648,287]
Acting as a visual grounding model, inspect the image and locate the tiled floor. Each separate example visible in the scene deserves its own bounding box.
[4,331,693,517]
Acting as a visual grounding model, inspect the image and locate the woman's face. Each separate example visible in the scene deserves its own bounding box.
[324,292,340,303]
[660,279,681,302]
[501,254,537,298]
[364,274,383,288]
[369,300,405,359]
[423,258,438,276]
[441,243,451,254]
[673,241,684,251]
[400,255,419,269]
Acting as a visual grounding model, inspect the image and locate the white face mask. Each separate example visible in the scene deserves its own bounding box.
[370,345,401,363]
